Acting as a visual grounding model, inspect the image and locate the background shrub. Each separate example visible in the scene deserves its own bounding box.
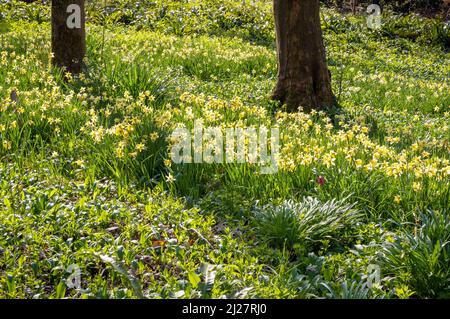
[380,210,450,298]
[254,197,362,250]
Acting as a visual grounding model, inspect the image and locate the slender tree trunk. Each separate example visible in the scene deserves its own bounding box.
[51,0,86,74]
[272,0,334,112]
[350,0,357,14]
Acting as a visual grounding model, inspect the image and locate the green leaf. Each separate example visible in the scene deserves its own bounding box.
[99,254,144,298]
[4,197,11,208]
[188,271,201,288]
[0,21,11,34]
[55,281,66,299]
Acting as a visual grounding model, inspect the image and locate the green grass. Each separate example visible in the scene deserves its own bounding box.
[0,0,449,298]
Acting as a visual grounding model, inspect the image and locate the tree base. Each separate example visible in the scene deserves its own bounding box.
[271,78,335,113]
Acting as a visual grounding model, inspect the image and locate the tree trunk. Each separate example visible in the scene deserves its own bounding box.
[272,0,334,112]
[51,0,86,74]
[350,0,357,14]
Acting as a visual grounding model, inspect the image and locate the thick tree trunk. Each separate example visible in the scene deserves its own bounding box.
[51,0,86,74]
[272,0,334,112]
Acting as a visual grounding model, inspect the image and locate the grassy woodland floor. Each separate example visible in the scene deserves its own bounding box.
[0,0,449,298]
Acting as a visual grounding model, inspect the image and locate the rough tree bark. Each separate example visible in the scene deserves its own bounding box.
[51,0,86,74]
[272,0,334,112]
